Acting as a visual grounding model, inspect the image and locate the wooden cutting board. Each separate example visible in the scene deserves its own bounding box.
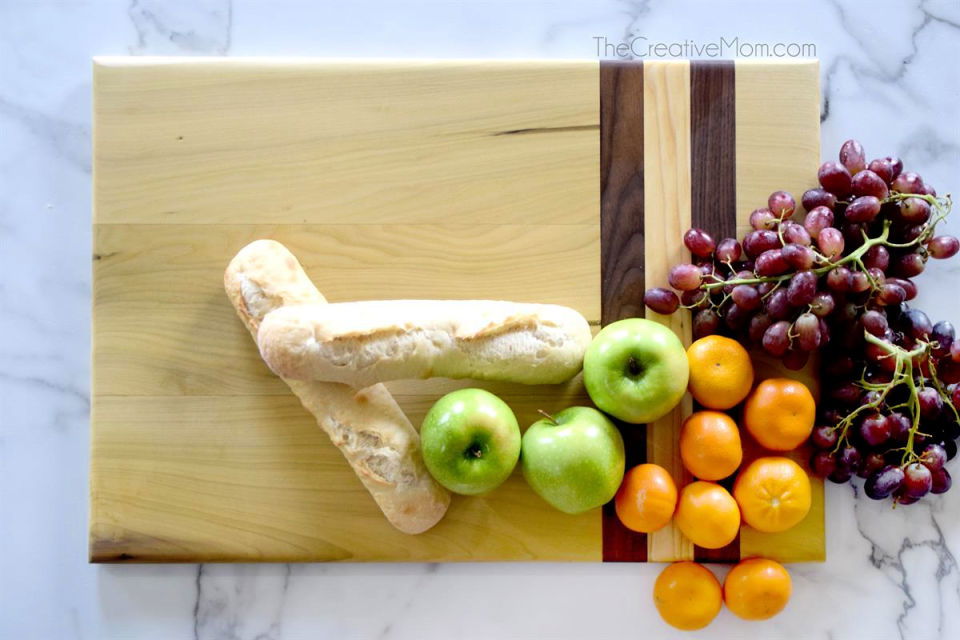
[90,58,824,563]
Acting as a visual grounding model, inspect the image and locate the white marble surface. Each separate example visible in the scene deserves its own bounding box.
[1,0,959,638]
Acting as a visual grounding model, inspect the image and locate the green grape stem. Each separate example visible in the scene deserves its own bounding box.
[701,193,952,293]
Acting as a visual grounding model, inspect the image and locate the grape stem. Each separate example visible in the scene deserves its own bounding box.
[858,331,937,467]
[701,192,952,293]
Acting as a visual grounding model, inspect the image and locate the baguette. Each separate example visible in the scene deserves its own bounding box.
[224,240,450,535]
[257,300,593,387]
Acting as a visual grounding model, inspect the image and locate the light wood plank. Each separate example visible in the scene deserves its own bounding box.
[736,59,825,562]
[93,223,600,396]
[90,395,600,562]
[93,58,599,225]
[642,60,696,563]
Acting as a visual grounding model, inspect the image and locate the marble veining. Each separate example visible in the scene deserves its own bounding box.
[1,0,958,638]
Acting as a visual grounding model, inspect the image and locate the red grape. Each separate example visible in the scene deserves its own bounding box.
[831,382,863,406]
[693,309,721,339]
[826,266,852,292]
[782,243,815,270]
[884,156,904,179]
[928,235,960,259]
[849,271,872,293]
[801,188,836,212]
[764,289,791,320]
[724,303,750,331]
[891,171,924,194]
[817,227,845,259]
[862,310,889,336]
[886,277,917,300]
[920,443,947,471]
[748,313,773,344]
[931,468,952,494]
[762,320,791,356]
[755,249,789,276]
[787,271,818,306]
[684,228,716,259]
[845,195,882,222]
[811,450,838,478]
[768,190,796,218]
[749,207,778,230]
[819,161,853,197]
[859,452,888,479]
[732,284,761,311]
[899,197,931,224]
[782,221,812,246]
[743,229,781,258]
[920,182,937,197]
[863,245,890,271]
[851,170,889,199]
[918,386,943,418]
[893,253,925,278]
[803,206,834,240]
[810,292,836,317]
[867,267,887,286]
[865,465,905,499]
[859,413,891,446]
[902,462,933,498]
[886,413,911,443]
[903,308,932,340]
[838,445,862,472]
[715,237,742,263]
[811,425,839,449]
[794,312,821,350]
[878,283,907,305]
[932,321,954,357]
[867,158,895,183]
[839,139,866,174]
[644,287,680,314]
[668,264,702,291]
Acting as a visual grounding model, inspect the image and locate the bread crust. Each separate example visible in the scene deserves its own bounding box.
[257,300,592,387]
[224,240,450,534]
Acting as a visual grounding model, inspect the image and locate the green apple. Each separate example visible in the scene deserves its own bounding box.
[420,388,521,495]
[521,406,625,514]
[583,318,689,424]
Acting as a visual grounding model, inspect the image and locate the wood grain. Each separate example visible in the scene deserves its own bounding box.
[92,223,600,397]
[93,58,598,226]
[641,60,695,563]
[689,60,741,564]
[599,60,647,562]
[91,395,600,562]
[734,60,824,563]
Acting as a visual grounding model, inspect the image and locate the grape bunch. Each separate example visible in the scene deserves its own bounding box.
[643,139,957,505]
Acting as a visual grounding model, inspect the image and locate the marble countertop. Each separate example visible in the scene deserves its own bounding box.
[2,0,959,638]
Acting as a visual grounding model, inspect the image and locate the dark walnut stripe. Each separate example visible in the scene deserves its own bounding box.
[599,60,647,563]
[690,59,740,563]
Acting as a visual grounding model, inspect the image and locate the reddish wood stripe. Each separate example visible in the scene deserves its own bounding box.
[599,60,648,563]
[689,60,741,564]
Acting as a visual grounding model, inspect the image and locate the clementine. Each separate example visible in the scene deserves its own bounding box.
[679,411,743,481]
[723,557,792,620]
[733,457,811,532]
[674,481,741,549]
[686,336,754,410]
[743,378,816,451]
[615,464,678,533]
[653,561,722,631]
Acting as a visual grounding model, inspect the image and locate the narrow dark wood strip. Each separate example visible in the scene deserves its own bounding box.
[690,59,740,564]
[690,60,737,239]
[599,60,647,563]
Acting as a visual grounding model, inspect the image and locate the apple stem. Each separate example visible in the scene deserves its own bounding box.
[536,409,558,425]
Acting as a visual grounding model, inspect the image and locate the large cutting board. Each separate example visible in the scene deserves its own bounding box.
[91,58,823,563]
